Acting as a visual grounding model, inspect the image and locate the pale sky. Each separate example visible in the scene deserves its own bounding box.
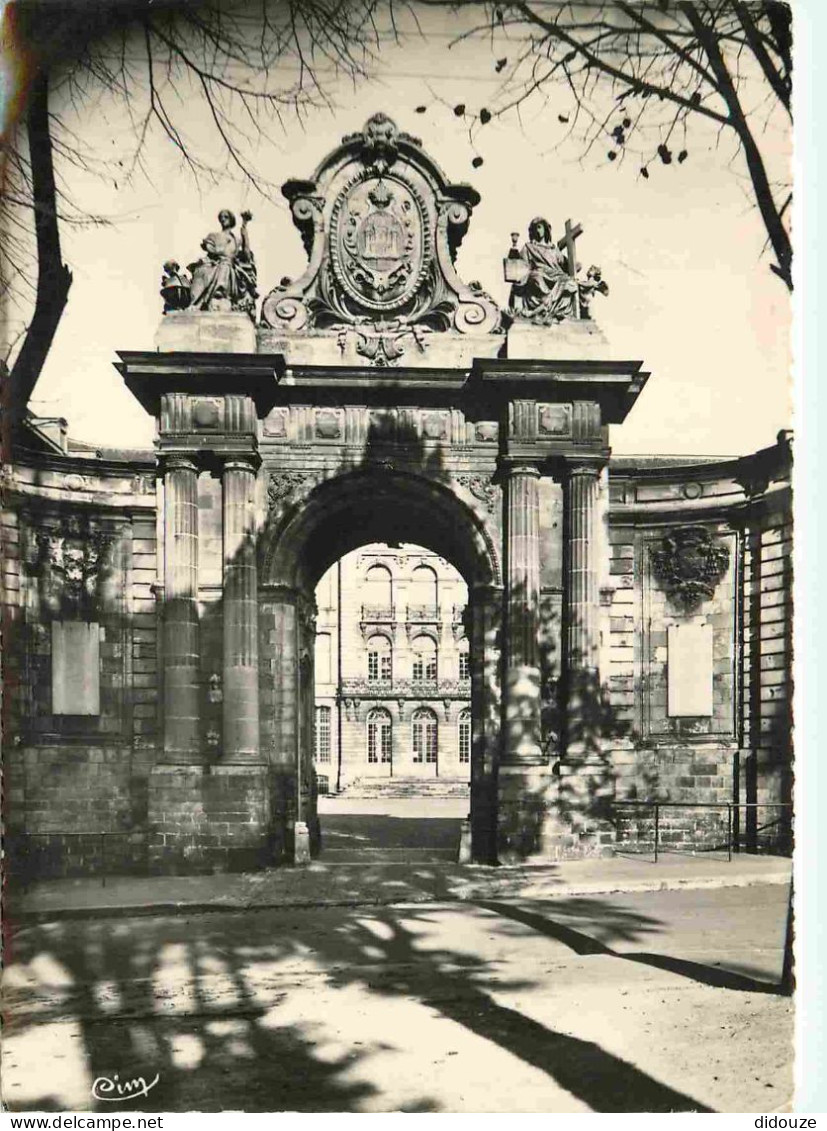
[22,6,792,457]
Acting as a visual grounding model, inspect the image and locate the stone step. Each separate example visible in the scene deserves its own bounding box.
[337,777,470,799]
[319,846,458,864]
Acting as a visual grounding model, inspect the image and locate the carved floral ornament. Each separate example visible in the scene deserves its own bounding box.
[266,470,322,514]
[455,474,499,514]
[650,526,730,612]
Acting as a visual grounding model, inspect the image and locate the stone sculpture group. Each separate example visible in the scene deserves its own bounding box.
[158,114,608,333]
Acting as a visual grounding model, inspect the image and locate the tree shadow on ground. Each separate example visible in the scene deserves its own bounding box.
[4,895,715,1113]
[475,900,781,994]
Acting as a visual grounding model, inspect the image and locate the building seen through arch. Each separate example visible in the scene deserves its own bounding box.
[314,544,471,793]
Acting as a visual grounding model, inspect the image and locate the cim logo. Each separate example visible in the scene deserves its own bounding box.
[91,1073,160,1103]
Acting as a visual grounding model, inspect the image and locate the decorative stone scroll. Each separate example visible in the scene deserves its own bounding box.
[650,526,730,612]
[260,113,501,338]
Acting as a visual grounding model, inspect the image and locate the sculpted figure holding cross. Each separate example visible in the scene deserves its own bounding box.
[509,216,579,324]
[506,216,607,324]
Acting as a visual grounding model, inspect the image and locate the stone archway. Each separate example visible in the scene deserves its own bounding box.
[258,466,503,864]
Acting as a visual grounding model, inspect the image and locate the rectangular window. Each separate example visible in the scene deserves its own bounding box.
[380,652,392,681]
[459,719,471,763]
[459,652,470,679]
[52,621,100,715]
[381,724,392,763]
[413,717,438,763]
[368,652,379,681]
[315,705,331,762]
[413,657,437,681]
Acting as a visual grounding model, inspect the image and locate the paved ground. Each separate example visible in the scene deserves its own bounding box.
[3,886,792,1113]
[9,802,791,921]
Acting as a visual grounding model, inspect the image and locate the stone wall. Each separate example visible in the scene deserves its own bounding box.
[147,765,272,874]
[2,458,158,878]
[606,444,792,856]
[2,433,792,875]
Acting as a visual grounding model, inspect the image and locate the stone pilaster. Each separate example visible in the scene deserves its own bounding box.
[161,455,201,761]
[221,455,261,760]
[502,462,544,765]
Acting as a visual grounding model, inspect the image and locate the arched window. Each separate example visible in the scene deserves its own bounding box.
[367,708,392,764]
[458,645,470,680]
[458,709,471,764]
[365,564,393,608]
[315,705,331,763]
[367,635,392,682]
[411,635,437,682]
[412,707,438,764]
[411,564,438,608]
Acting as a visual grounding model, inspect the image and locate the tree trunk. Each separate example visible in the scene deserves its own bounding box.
[3,71,73,459]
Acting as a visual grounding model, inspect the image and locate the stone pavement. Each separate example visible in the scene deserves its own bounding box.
[7,852,791,923]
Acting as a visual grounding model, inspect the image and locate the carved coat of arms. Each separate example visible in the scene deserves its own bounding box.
[650,526,730,611]
[331,175,427,311]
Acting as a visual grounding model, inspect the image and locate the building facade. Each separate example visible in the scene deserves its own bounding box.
[1,114,792,877]
[313,544,471,793]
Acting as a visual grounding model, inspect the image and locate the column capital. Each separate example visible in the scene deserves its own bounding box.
[159,452,200,475]
[564,457,606,480]
[221,452,261,475]
[500,459,541,479]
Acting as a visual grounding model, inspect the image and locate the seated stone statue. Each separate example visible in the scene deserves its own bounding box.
[509,217,579,324]
[187,209,258,316]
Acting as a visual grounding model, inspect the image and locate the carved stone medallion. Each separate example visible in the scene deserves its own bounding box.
[650,527,730,612]
[330,174,429,312]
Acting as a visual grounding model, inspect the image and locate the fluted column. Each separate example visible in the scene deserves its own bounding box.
[502,462,544,764]
[222,455,261,760]
[564,461,602,755]
[162,455,201,760]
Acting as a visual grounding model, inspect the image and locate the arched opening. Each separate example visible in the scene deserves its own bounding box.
[411,634,438,682]
[364,564,393,615]
[366,633,393,683]
[366,707,393,769]
[259,468,502,864]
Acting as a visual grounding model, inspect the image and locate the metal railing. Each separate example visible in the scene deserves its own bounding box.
[361,604,395,622]
[613,801,792,862]
[340,676,471,697]
[406,604,440,622]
